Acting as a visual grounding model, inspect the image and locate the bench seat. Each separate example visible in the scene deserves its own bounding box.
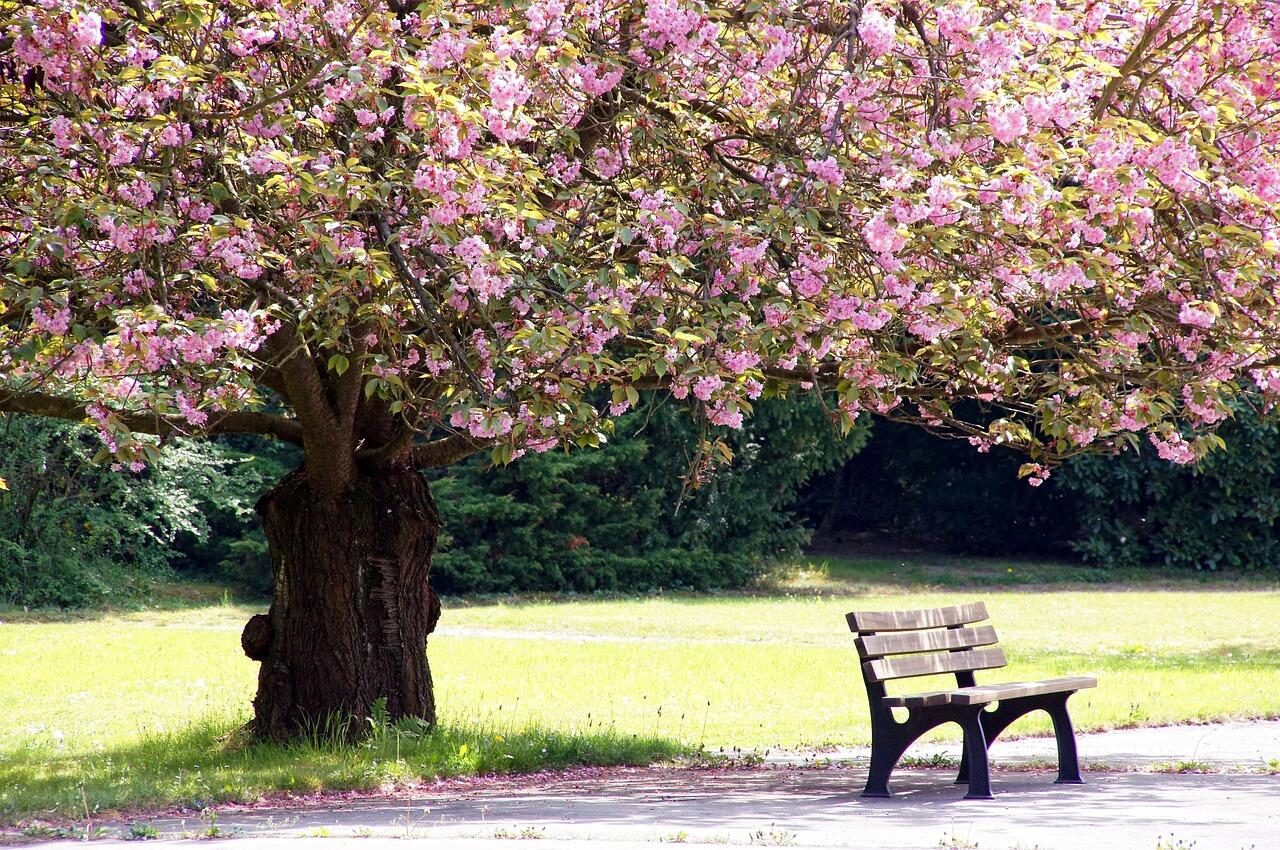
[883,676,1098,708]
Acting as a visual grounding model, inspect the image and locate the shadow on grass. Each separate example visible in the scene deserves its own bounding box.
[0,582,267,624]
[444,554,1280,612]
[0,714,686,825]
[789,553,1280,591]
[10,555,1277,622]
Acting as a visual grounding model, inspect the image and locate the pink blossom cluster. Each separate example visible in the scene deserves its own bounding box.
[4,0,1280,476]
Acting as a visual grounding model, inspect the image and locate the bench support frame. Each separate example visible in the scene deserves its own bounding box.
[861,673,1083,800]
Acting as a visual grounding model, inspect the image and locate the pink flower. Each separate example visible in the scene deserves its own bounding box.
[488,68,531,113]
[117,178,156,207]
[988,99,1028,144]
[527,0,567,35]
[729,240,769,271]
[455,235,490,267]
[805,156,844,186]
[1178,302,1216,329]
[641,0,702,50]
[857,7,896,57]
[451,408,514,438]
[863,213,906,255]
[1151,432,1196,464]
[51,116,76,151]
[594,146,624,178]
[176,391,208,427]
[32,304,71,336]
[157,123,192,147]
[71,12,103,50]
[247,149,284,175]
[722,351,760,374]
[706,405,744,428]
[577,62,625,96]
[693,375,723,401]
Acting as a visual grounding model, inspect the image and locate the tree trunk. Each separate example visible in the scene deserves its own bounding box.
[241,464,442,741]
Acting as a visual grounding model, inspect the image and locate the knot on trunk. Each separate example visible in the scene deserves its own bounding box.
[426,586,441,635]
[241,613,274,661]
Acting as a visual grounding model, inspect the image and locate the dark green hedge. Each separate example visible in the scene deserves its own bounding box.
[1059,402,1280,572]
[804,400,1280,572]
[429,394,868,593]
[797,417,1079,555]
[1,394,864,605]
[6,391,1276,610]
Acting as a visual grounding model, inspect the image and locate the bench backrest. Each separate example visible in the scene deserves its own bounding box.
[846,601,1006,684]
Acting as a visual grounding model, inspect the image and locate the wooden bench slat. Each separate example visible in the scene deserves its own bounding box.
[863,646,1007,682]
[882,676,1097,708]
[846,601,988,633]
[856,625,998,658]
[948,676,1098,705]
[881,690,955,708]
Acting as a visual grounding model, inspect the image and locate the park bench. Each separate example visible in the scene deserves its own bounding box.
[847,601,1096,799]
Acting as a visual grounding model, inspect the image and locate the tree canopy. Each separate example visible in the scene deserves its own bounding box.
[3,0,1280,488]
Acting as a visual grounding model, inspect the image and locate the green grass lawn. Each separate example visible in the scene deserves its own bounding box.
[1,558,1278,823]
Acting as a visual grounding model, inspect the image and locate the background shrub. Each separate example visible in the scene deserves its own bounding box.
[6,390,1279,610]
[429,393,868,593]
[1,394,865,604]
[1058,401,1280,571]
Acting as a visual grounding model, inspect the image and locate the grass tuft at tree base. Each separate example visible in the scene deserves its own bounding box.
[0,712,684,825]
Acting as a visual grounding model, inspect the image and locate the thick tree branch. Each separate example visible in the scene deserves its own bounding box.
[266,324,342,436]
[0,390,305,444]
[264,324,354,493]
[333,335,367,426]
[411,434,488,469]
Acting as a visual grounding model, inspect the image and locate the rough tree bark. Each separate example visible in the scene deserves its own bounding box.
[240,461,442,740]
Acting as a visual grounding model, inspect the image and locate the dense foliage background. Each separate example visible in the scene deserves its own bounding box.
[803,401,1280,573]
[430,394,867,594]
[4,396,1279,608]
[0,418,291,606]
[0,394,866,604]
[798,417,1079,557]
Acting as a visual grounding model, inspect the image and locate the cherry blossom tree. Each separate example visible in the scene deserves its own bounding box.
[3,0,1279,738]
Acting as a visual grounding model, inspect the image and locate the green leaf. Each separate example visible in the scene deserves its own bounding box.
[327,354,350,376]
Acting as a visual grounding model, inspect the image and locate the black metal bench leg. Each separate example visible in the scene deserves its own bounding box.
[1046,694,1083,784]
[862,743,897,798]
[863,728,912,798]
[959,709,993,799]
[956,705,1007,785]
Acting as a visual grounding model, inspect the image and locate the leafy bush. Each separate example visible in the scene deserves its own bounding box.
[0,416,296,606]
[166,436,298,595]
[0,417,208,606]
[429,393,867,593]
[800,399,1280,573]
[1059,402,1280,571]
[2,395,863,605]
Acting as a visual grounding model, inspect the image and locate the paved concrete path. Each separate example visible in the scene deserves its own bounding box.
[29,722,1280,850]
